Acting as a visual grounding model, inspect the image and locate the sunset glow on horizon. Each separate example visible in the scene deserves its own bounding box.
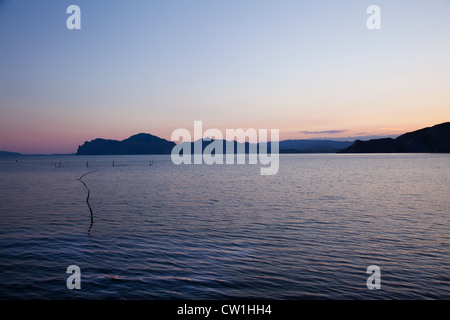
[1,0,450,154]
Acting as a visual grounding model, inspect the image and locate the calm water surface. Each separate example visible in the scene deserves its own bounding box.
[0,154,449,299]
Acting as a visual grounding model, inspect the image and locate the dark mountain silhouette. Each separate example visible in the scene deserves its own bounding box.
[338,122,450,153]
[337,138,395,153]
[0,151,22,156]
[177,140,258,154]
[77,133,176,155]
[279,140,353,153]
[77,134,354,155]
[177,139,274,154]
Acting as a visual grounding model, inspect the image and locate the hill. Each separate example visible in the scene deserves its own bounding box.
[279,140,353,153]
[77,135,354,155]
[77,133,176,155]
[0,151,22,156]
[338,122,450,153]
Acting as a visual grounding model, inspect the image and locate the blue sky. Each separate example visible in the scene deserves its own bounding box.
[1,0,450,153]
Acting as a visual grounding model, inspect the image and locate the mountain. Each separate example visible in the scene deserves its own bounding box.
[179,139,353,154]
[0,151,22,156]
[77,134,355,155]
[177,140,257,154]
[77,133,176,155]
[338,122,450,153]
[279,140,353,153]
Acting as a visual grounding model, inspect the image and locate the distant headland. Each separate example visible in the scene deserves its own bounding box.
[75,122,450,155]
[339,122,450,153]
[0,151,22,156]
[76,133,176,155]
[76,133,353,155]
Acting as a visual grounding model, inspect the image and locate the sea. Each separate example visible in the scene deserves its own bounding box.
[0,154,449,299]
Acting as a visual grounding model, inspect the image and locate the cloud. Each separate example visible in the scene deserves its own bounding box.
[299,129,349,135]
[325,134,399,141]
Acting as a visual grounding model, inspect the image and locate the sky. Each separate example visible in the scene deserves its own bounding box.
[1,0,450,154]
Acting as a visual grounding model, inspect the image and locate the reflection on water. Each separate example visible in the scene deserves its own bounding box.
[0,154,449,299]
